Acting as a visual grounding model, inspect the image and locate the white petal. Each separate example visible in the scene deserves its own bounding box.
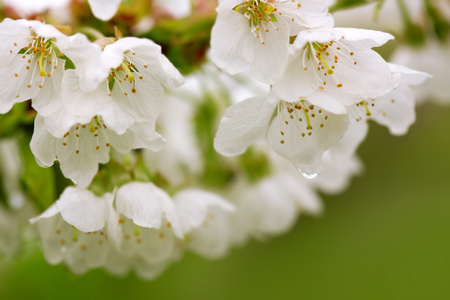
[0,19,32,60]
[388,63,431,86]
[116,182,183,238]
[250,17,290,84]
[174,189,234,259]
[31,21,66,39]
[29,203,60,224]
[30,59,65,117]
[58,33,108,93]
[87,0,122,21]
[55,125,111,188]
[214,96,275,156]
[118,216,177,264]
[210,7,254,74]
[370,83,416,135]
[109,122,166,154]
[33,214,67,264]
[56,187,112,232]
[174,189,234,232]
[334,27,394,49]
[329,116,369,159]
[29,115,57,168]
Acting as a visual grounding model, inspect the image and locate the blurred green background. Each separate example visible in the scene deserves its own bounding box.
[1,103,449,299]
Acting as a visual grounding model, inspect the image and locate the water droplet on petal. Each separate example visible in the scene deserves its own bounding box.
[298,169,318,179]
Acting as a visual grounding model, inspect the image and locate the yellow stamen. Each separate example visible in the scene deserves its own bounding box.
[318,53,334,75]
[134,224,140,236]
[301,101,313,130]
[121,62,134,83]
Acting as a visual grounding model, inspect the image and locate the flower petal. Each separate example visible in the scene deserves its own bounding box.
[214,96,275,156]
[269,101,349,174]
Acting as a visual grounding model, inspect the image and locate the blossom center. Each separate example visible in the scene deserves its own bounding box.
[106,51,143,96]
[277,100,329,144]
[61,116,111,154]
[12,35,59,89]
[303,40,358,90]
[233,0,280,43]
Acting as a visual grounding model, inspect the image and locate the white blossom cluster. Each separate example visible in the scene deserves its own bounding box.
[30,183,235,279]
[211,0,430,178]
[0,0,436,280]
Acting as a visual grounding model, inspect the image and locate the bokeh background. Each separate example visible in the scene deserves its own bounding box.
[1,102,449,299]
[1,0,450,298]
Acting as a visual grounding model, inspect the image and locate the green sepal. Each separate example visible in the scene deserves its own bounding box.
[60,55,76,70]
[108,75,116,92]
[271,14,278,22]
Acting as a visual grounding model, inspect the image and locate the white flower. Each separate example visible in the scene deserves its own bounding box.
[275,27,395,114]
[214,91,349,176]
[230,172,320,244]
[350,63,431,136]
[392,43,449,105]
[87,0,122,21]
[54,37,184,136]
[29,37,184,188]
[174,189,234,259]
[29,187,119,274]
[210,0,333,83]
[114,182,184,266]
[0,18,103,116]
[3,0,70,18]
[30,114,164,189]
